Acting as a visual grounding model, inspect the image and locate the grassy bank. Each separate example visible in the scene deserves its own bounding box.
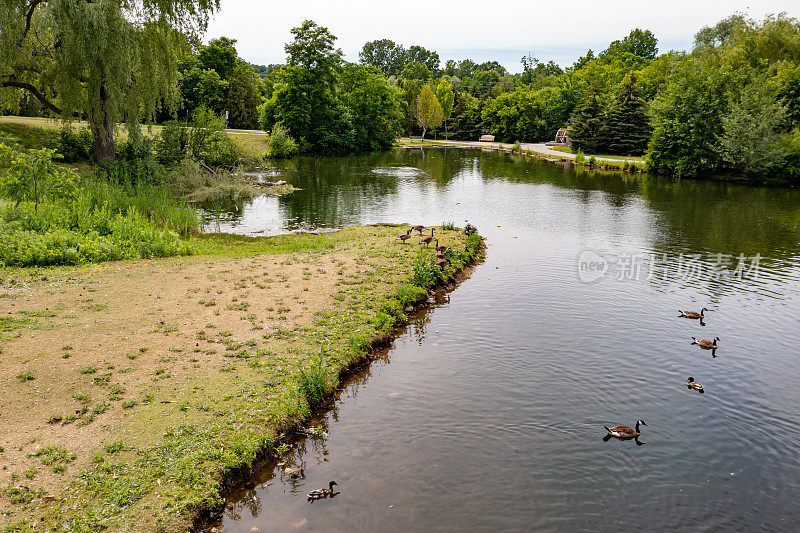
[0,116,269,162]
[0,224,483,532]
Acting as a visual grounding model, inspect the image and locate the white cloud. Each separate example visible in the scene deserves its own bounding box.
[205,0,800,71]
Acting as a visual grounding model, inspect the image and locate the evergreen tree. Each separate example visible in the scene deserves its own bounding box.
[604,74,651,155]
[226,64,261,130]
[568,88,606,154]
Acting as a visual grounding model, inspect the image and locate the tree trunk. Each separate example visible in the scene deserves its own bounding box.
[421,126,426,141]
[91,82,116,164]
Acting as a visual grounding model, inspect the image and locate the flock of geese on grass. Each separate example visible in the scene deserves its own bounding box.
[604,307,719,445]
[396,225,452,269]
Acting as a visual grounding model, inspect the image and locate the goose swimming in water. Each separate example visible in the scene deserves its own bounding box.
[691,336,719,349]
[604,419,646,439]
[679,308,709,319]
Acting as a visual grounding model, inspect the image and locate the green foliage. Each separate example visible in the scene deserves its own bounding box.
[267,124,299,158]
[0,0,220,162]
[226,64,261,130]
[603,74,652,155]
[568,89,607,154]
[413,84,444,138]
[647,56,729,176]
[359,39,408,76]
[718,81,789,177]
[198,37,239,80]
[0,143,78,209]
[339,64,402,151]
[187,107,240,167]
[434,79,455,124]
[57,127,93,163]
[180,68,229,115]
[156,121,190,167]
[295,352,330,405]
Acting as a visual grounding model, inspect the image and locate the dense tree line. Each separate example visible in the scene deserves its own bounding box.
[2,9,800,180]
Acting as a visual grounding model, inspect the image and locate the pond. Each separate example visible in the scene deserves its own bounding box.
[211,148,800,531]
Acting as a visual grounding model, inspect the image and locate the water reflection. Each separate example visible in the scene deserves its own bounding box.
[212,148,800,532]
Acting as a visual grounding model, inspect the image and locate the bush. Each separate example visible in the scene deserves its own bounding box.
[57,126,93,163]
[0,144,78,209]
[156,122,189,167]
[267,124,299,159]
[187,107,240,168]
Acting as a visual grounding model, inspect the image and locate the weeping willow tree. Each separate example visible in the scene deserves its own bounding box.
[0,0,218,162]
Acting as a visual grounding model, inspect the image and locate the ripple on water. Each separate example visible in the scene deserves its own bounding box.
[216,149,800,532]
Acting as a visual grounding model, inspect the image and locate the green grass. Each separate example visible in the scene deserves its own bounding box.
[0,224,483,532]
[550,145,645,162]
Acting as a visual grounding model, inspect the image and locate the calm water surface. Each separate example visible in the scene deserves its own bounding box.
[212,149,800,532]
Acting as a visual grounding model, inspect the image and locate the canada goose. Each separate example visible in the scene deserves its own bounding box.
[283,465,304,479]
[604,419,646,439]
[420,228,435,247]
[433,240,449,253]
[686,377,704,393]
[395,229,412,244]
[691,336,719,349]
[307,481,338,501]
[436,250,445,258]
[679,308,709,319]
[435,258,449,269]
[412,224,426,234]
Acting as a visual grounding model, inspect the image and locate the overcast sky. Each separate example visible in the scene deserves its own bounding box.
[205,1,800,72]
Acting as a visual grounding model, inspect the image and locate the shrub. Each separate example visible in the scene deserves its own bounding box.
[0,144,78,210]
[187,107,240,168]
[410,249,444,289]
[267,123,299,159]
[156,121,189,167]
[57,126,93,163]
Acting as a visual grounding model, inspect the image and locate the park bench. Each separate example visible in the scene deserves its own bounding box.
[409,136,423,143]
[479,135,495,142]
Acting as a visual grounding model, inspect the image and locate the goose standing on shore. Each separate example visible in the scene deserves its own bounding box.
[420,228,435,247]
[412,225,426,234]
[395,229,412,244]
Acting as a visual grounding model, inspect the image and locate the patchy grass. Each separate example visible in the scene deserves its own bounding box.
[0,224,482,531]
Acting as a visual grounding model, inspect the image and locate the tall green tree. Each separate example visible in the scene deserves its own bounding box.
[603,73,651,155]
[413,84,443,139]
[568,88,606,154]
[225,64,261,129]
[199,37,238,79]
[339,64,402,151]
[180,68,228,114]
[719,81,789,176]
[406,45,440,73]
[270,20,353,152]
[359,39,407,76]
[647,56,729,176]
[434,79,455,137]
[0,0,218,163]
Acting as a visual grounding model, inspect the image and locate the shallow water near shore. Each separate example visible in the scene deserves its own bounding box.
[211,148,800,531]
